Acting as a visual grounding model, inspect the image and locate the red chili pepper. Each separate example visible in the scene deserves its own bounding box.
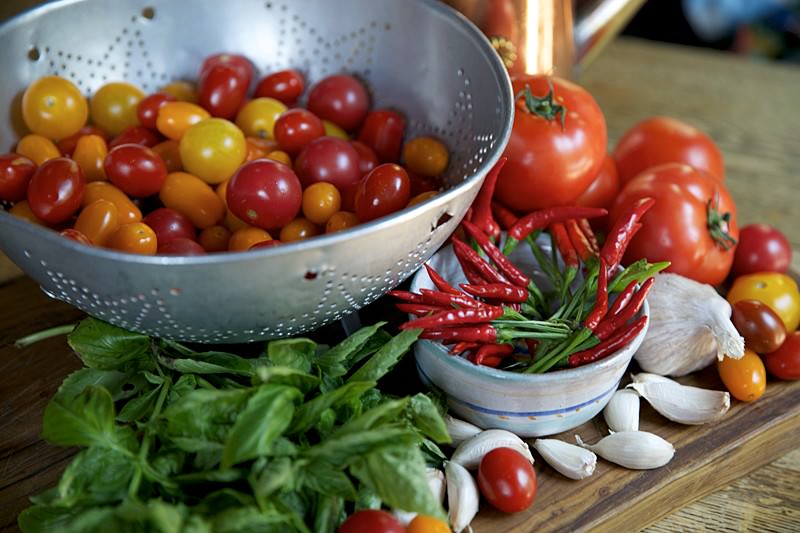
[508,206,607,242]
[608,279,637,317]
[419,288,484,309]
[460,283,528,303]
[565,219,595,263]
[400,305,504,330]
[469,157,507,241]
[461,262,488,286]
[419,324,497,343]
[549,222,579,268]
[583,258,608,330]
[491,201,518,230]
[388,290,427,304]
[396,303,442,317]
[600,197,655,272]
[451,237,510,285]
[471,343,514,366]
[461,219,530,287]
[451,341,480,355]
[425,264,460,295]
[578,218,599,255]
[594,277,654,340]
[568,315,648,367]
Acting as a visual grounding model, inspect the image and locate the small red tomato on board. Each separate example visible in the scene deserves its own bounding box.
[142,207,197,244]
[0,153,36,202]
[731,223,792,277]
[354,163,411,222]
[198,63,249,119]
[307,74,370,131]
[731,300,787,354]
[763,331,800,380]
[273,108,325,156]
[717,348,766,402]
[27,158,85,224]
[613,116,725,185]
[727,272,800,332]
[478,447,537,513]
[254,69,304,105]
[337,509,405,533]
[294,136,361,189]
[200,53,254,88]
[358,109,406,163]
[104,144,167,197]
[227,159,302,229]
[494,75,607,211]
[137,92,177,130]
[109,125,162,149]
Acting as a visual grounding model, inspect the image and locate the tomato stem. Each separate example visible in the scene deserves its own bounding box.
[515,82,567,130]
[707,199,737,251]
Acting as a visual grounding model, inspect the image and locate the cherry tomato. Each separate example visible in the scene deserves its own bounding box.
[137,92,177,129]
[727,272,800,332]
[227,159,302,229]
[254,69,304,105]
[243,136,276,162]
[407,515,451,533]
[294,137,361,189]
[358,109,406,163]
[72,135,108,182]
[610,163,738,286]
[142,207,197,244]
[302,182,341,224]
[408,190,439,207]
[717,348,766,402]
[224,208,250,233]
[407,170,439,197]
[82,181,141,224]
[107,222,157,255]
[158,238,206,256]
[109,125,162,149]
[266,150,292,166]
[156,101,211,140]
[60,228,92,245]
[57,125,110,157]
[16,134,60,166]
[27,158,84,224]
[90,82,145,136]
[74,199,120,246]
[325,211,359,233]
[104,144,167,197]
[731,300,787,354]
[274,109,325,156]
[613,116,725,185]
[200,53,254,89]
[495,75,606,211]
[159,172,225,229]
[323,120,349,140]
[9,200,45,226]
[280,218,319,242]
[249,239,282,250]
[763,331,800,380]
[235,97,287,140]
[198,225,231,252]
[198,64,248,119]
[337,509,404,533]
[403,136,449,176]
[228,226,272,252]
[351,140,379,176]
[731,224,792,277]
[478,447,537,513]
[307,74,369,131]
[354,163,411,222]
[151,139,183,172]
[179,118,246,184]
[0,154,36,202]
[22,75,88,140]
[160,80,198,103]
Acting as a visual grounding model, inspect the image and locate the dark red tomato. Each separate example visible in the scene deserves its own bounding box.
[27,158,85,224]
[306,74,369,131]
[337,510,404,533]
[254,69,304,105]
[731,223,792,277]
[157,237,206,255]
[354,163,410,222]
[200,53,254,88]
[57,125,110,156]
[407,169,438,197]
[227,159,302,229]
[0,153,36,202]
[358,109,406,163]
[104,144,167,197]
[60,228,92,245]
[731,299,787,354]
[294,136,361,189]
[142,207,196,244]
[478,447,537,513]
[273,109,325,156]
[610,163,739,286]
[613,116,725,185]
[763,331,800,380]
[198,64,249,119]
[494,75,607,211]
[351,140,379,176]
[137,92,177,129]
[109,125,162,149]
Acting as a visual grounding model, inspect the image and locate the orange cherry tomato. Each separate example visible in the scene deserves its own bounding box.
[280,218,319,242]
[717,348,767,402]
[228,226,272,251]
[82,181,142,224]
[9,200,45,226]
[90,82,145,136]
[407,515,451,533]
[156,101,210,140]
[74,199,120,246]
[160,80,198,103]
[22,75,88,140]
[266,150,292,166]
[179,118,246,184]
[302,182,341,224]
[408,190,439,207]
[235,97,287,139]
[16,134,60,165]
[325,211,359,233]
[159,172,225,229]
[151,139,183,173]
[224,209,250,233]
[198,225,231,252]
[727,272,800,333]
[72,134,108,182]
[403,136,449,177]
[245,136,277,162]
[107,222,157,255]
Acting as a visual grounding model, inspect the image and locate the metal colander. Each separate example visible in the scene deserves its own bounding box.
[0,0,513,343]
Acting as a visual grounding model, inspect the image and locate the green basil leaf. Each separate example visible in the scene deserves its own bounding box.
[347,329,420,384]
[163,351,264,376]
[265,338,317,373]
[305,426,418,466]
[313,494,344,533]
[67,318,153,372]
[315,322,387,377]
[355,484,382,511]
[339,398,409,433]
[174,468,246,484]
[112,500,188,533]
[300,461,357,501]
[161,388,251,453]
[345,329,393,368]
[209,506,294,533]
[195,489,255,516]
[54,368,141,403]
[254,366,320,394]
[18,505,100,533]
[151,450,186,479]
[407,393,452,444]
[249,457,298,499]
[289,380,376,434]
[54,446,135,506]
[117,384,161,422]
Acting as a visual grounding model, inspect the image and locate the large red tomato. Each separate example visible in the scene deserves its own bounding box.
[494,75,607,211]
[610,163,738,286]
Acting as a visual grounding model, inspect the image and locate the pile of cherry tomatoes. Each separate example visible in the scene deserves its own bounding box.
[0,53,450,255]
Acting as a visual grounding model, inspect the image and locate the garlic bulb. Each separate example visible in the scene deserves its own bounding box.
[533,438,596,479]
[603,389,640,432]
[633,273,744,376]
[576,431,674,469]
[630,379,730,425]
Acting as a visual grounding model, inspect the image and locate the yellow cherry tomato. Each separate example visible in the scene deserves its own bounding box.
[323,119,349,140]
[16,134,60,165]
[728,272,800,332]
[72,134,108,181]
[302,182,341,224]
[22,75,88,140]
[717,348,767,402]
[245,136,278,162]
[107,222,157,255]
[159,172,225,229]
[325,211,359,233]
[407,515,451,533]
[179,118,246,184]
[403,136,449,177]
[228,226,272,251]
[74,199,120,246]
[9,200,45,226]
[408,190,439,207]
[235,97,287,139]
[160,80,198,103]
[199,225,231,252]
[266,150,292,166]
[156,101,210,140]
[151,139,183,173]
[90,81,145,136]
[82,181,142,224]
[280,218,319,242]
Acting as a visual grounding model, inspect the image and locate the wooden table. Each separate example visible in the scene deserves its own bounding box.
[1,24,799,533]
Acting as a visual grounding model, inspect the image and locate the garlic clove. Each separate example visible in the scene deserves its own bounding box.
[445,414,482,446]
[603,389,641,432]
[576,431,674,469]
[393,467,446,526]
[450,428,533,470]
[630,380,730,425]
[445,460,479,533]
[630,372,678,385]
[533,438,597,480]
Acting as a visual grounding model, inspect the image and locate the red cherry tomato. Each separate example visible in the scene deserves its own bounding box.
[198,63,249,119]
[227,159,302,229]
[351,140,379,176]
[104,144,167,197]
[731,223,792,277]
[60,228,92,245]
[407,170,439,197]
[254,69,304,105]
[337,510,404,533]
[0,153,37,202]
[294,136,361,189]
[763,331,800,381]
[478,447,537,513]
[613,116,725,185]
[358,109,406,163]
[109,125,162,149]
[27,158,85,224]
[137,92,177,130]
[142,207,197,244]
[273,109,325,156]
[57,125,110,156]
[731,299,787,354]
[354,163,411,222]
[200,53,254,88]
[307,74,369,131]
[157,237,206,255]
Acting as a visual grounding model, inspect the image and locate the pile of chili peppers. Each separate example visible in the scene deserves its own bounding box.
[391,159,670,373]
